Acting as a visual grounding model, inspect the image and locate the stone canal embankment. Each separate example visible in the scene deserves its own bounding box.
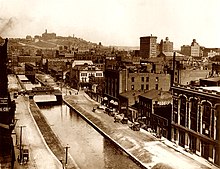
[63,97,148,169]
[29,99,78,169]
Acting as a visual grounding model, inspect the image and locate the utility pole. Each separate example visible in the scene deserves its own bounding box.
[19,125,26,164]
[65,145,70,165]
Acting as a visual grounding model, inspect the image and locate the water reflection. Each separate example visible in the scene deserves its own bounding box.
[38,103,141,169]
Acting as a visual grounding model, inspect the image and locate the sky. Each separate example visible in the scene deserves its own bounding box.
[0,0,219,49]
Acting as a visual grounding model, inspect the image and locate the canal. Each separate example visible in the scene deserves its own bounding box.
[38,103,142,169]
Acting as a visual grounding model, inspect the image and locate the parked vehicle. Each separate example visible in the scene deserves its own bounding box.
[97,105,105,110]
[130,122,140,131]
[22,148,29,164]
[121,117,128,124]
[105,108,115,116]
[114,115,121,122]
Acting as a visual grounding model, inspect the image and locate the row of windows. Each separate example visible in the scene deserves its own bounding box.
[131,77,159,82]
[81,73,103,77]
[131,84,159,90]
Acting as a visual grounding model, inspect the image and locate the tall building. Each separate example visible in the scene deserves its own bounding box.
[191,39,200,58]
[159,37,173,52]
[140,35,157,59]
[181,39,200,58]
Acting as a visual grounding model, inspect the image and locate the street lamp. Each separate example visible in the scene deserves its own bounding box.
[65,145,70,165]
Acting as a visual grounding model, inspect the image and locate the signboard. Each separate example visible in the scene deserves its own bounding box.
[0,106,9,112]
[0,98,9,112]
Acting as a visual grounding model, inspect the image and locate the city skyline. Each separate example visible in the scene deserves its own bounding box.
[0,0,219,49]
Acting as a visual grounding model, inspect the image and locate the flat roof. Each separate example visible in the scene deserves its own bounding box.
[17,75,29,81]
[200,76,220,82]
[200,86,220,92]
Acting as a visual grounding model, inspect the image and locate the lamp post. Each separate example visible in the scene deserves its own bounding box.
[65,145,70,165]
[19,125,26,164]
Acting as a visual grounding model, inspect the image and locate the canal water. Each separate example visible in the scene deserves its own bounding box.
[38,103,142,169]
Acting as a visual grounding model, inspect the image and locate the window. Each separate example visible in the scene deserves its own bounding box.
[131,85,134,90]
[180,96,186,127]
[131,77,135,82]
[146,77,149,82]
[155,84,158,90]
[81,73,87,76]
[146,84,149,90]
[190,99,198,131]
[141,84,144,90]
[96,73,102,77]
[141,77,144,82]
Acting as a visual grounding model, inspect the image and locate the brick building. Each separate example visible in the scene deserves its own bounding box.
[140,35,157,59]
[181,39,201,58]
[104,58,171,116]
[171,84,220,165]
[139,89,172,139]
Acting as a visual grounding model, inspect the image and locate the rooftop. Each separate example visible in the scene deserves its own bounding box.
[140,89,172,102]
[200,76,220,82]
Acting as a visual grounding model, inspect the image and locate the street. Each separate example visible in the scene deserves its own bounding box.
[8,75,61,169]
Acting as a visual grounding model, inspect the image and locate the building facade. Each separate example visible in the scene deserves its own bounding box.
[159,37,173,52]
[181,39,200,58]
[140,35,157,59]
[70,64,103,89]
[171,84,220,165]
[139,89,172,139]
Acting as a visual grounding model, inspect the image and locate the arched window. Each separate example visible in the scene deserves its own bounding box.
[180,96,186,127]
[202,102,211,137]
[190,98,198,131]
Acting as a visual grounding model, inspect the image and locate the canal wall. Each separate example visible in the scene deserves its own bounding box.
[63,98,148,169]
[29,99,78,169]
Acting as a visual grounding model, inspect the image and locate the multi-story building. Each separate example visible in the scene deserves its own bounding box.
[159,37,173,53]
[104,58,171,117]
[127,69,171,91]
[171,83,220,165]
[139,89,172,139]
[191,39,200,58]
[181,45,191,56]
[140,35,157,59]
[70,62,103,90]
[0,38,16,168]
[181,39,200,58]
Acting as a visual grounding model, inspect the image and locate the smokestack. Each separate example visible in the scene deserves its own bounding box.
[171,52,176,87]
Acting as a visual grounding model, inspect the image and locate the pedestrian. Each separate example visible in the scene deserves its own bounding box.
[69,91,71,95]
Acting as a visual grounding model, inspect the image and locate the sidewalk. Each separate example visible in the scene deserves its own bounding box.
[13,95,61,169]
[8,75,61,169]
[83,91,219,169]
[63,91,218,169]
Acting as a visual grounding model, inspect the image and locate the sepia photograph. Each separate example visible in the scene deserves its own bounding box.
[0,0,220,168]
